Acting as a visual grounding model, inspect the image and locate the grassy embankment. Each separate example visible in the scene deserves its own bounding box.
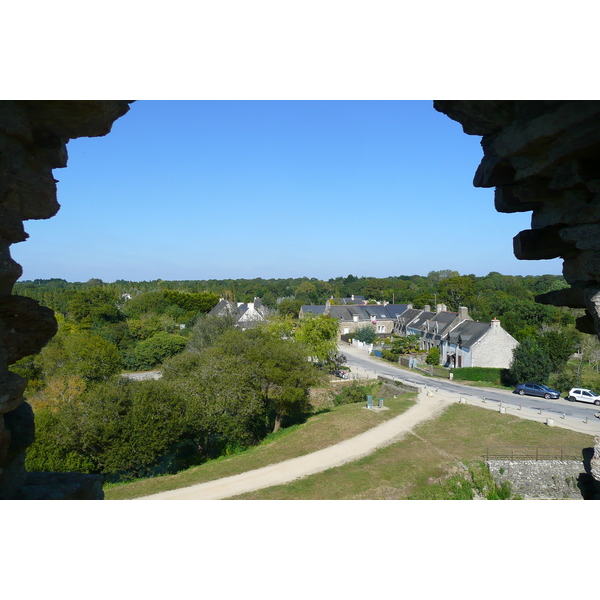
[106,376,594,500]
[104,382,414,499]
[231,403,595,500]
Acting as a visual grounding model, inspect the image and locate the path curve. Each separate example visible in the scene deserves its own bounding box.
[137,390,457,500]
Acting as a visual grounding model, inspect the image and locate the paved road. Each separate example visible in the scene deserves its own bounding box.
[339,342,600,431]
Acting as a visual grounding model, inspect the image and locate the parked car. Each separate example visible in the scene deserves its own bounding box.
[567,388,600,405]
[514,383,561,399]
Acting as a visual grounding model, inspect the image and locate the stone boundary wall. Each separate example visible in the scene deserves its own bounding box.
[377,375,420,395]
[487,459,600,500]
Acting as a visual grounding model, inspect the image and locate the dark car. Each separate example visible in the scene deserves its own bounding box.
[514,383,561,399]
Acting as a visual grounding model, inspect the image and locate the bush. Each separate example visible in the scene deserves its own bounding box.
[426,347,440,365]
[353,325,377,344]
[130,332,187,370]
[451,367,503,384]
[27,378,188,478]
[381,349,399,363]
[333,381,380,406]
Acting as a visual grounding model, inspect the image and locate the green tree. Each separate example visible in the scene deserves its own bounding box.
[538,329,581,373]
[39,331,122,383]
[437,276,475,310]
[503,338,553,386]
[162,290,220,313]
[196,327,321,433]
[353,325,377,344]
[67,288,122,326]
[293,314,339,365]
[187,314,236,352]
[129,332,187,370]
[277,298,303,318]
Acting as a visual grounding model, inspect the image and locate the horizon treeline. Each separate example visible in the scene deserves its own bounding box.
[15,269,568,311]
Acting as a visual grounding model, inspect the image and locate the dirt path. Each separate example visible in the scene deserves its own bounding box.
[137,390,457,500]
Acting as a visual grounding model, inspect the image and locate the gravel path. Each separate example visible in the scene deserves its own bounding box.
[137,390,457,500]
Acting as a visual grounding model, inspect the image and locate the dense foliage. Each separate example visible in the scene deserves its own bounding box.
[16,270,600,481]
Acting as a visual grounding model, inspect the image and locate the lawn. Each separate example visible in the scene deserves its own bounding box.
[230,403,595,500]
[104,383,415,499]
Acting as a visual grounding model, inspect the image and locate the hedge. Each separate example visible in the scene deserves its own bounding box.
[451,367,503,384]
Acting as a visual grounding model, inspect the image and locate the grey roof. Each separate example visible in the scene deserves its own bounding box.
[328,304,410,322]
[301,303,410,323]
[209,299,236,316]
[395,308,422,326]
[406,311,435,331]
[445,321,491,347]
[300,305,326,316]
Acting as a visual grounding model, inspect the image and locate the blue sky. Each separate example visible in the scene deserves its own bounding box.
[12,100,563,282]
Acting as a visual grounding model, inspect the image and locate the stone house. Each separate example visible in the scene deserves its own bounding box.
[300,302,410,337]
[440,318,518,369]
[421,306,471,351]
[392,303,518,369]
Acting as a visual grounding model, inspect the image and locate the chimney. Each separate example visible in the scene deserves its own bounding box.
[458,306,469,321]
[436,303,447,313]
[424,305,431,312]
[490,317,500,329]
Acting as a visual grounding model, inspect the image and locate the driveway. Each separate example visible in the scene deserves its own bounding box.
[137,388,456,500]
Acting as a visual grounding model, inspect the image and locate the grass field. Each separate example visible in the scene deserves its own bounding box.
[104,383,415,500]
[230,403,595,500]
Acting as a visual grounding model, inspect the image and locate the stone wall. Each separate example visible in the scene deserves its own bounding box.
[434,101,600,337]
[487,437,600,500]
[486,459,590,500]
[0,100,132,499]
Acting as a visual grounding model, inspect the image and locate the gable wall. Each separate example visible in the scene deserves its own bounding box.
[471,326,519,369]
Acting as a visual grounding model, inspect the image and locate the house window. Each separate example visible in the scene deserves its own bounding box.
[377,325,385,333]
[343,327,350,334]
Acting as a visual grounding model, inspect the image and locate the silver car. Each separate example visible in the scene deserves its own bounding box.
[567,388,600,406]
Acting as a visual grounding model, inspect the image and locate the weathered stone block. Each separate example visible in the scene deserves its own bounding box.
[0,295,58,364]
[563,252,600,285]
[536,286,587,309]
[0,372,27,414]
[531,191,599,229]
[513,227,576,261]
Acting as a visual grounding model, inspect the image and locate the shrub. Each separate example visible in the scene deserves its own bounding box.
[426,347,440,365]
[353,325,377,344]
[333,381,380,406]
[130,332,187,370]
[381,349,399,363]
[451,367,503,384]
